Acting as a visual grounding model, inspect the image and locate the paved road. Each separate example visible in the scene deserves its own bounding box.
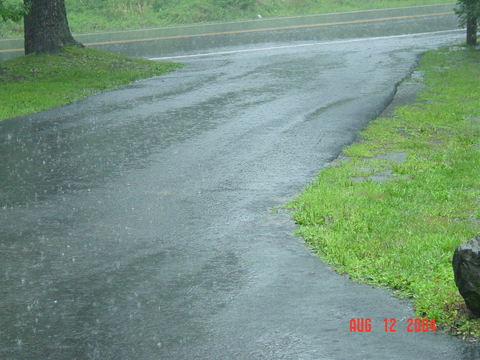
[2,5,479,359]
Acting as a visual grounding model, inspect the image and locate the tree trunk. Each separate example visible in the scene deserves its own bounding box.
[466,15,478,45]
[24,0,82,55]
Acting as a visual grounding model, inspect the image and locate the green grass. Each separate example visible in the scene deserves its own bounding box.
[0,0,454,37]
[286,45,480,339]
[0,46,183,121]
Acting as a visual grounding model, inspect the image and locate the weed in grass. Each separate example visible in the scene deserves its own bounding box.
[287,45,480,340]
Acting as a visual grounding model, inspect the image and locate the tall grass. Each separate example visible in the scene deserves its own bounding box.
[1,0,454,37]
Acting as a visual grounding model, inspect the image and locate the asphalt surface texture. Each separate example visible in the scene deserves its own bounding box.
[2,5,480,359]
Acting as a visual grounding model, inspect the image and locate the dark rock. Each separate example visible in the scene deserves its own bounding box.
[453,234,480,317]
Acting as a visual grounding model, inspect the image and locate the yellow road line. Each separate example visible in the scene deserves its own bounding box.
[0,48,23,53]
[0,11,454,53]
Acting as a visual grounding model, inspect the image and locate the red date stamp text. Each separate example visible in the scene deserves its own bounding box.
[349,318,436,332]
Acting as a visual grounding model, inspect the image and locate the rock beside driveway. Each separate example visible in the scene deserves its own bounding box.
[453,234,480,317]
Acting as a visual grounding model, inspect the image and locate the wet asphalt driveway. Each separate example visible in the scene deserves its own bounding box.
[2,5,480,359]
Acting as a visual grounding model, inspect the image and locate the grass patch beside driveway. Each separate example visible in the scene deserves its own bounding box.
[286,45,480,339]
[0,46,183,121]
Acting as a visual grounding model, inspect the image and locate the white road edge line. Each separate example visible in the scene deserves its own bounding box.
[148,29,464,60]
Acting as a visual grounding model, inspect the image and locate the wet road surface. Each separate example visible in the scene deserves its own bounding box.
[0,3,458,61]
[2,5,480,359]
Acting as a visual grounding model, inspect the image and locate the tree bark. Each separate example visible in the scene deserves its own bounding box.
[466,16,478,45]
[24,0,82,55]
